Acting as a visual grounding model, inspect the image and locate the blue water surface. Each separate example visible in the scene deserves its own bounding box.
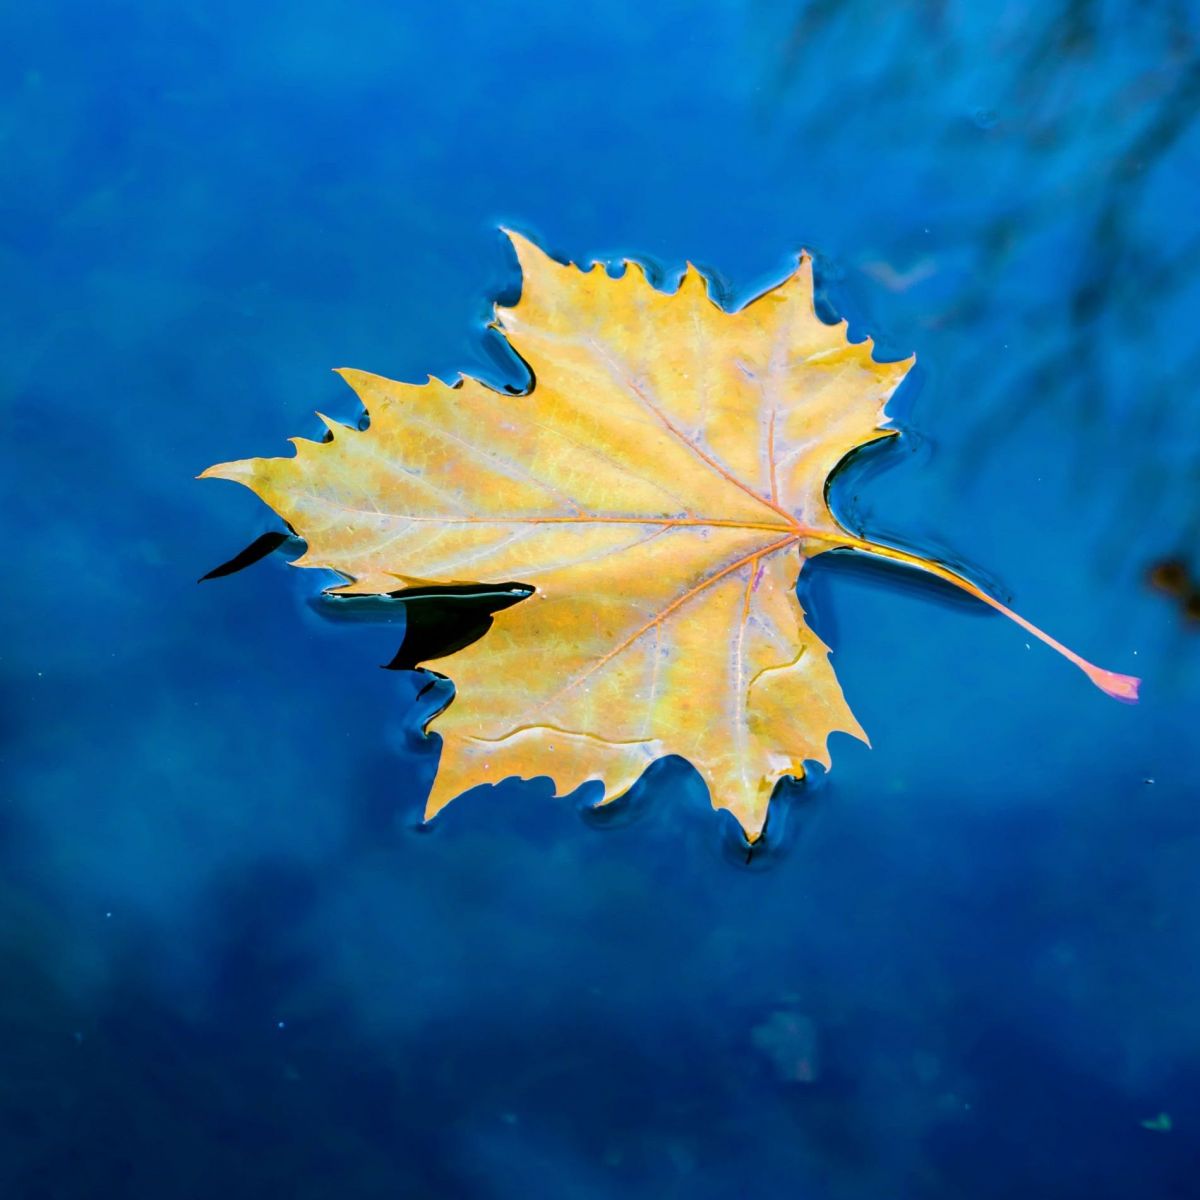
[4,2,1200,1196]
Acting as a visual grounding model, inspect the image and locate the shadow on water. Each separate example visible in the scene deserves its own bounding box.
[318,583,535,671]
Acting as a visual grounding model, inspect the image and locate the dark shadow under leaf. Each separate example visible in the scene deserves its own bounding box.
[198,531,293,581]
[318,583,535,669]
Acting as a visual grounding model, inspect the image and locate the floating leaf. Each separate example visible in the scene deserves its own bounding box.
[202,232,1139,838]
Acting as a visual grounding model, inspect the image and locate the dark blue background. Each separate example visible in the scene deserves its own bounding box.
[3,2,1199,1196]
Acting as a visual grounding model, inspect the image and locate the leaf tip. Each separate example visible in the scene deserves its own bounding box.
[197,459,243,483]
[679,261,712,301]
[500,225,550,267]
[314,411,345,438]
[621,256,649,285]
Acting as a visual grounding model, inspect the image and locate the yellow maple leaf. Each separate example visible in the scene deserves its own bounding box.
[201,232,1139,839]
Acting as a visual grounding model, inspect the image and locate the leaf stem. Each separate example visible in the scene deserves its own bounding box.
[809,531,1141,703]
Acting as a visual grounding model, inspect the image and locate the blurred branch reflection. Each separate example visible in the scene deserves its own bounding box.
[755,0,1200,575]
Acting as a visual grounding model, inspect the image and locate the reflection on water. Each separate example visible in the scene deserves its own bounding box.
[757,0,1200,570]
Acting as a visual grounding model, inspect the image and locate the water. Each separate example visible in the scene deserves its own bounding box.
[3,2,1200,1196]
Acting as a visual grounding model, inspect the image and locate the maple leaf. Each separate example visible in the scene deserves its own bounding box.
[201,232,1139,839]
